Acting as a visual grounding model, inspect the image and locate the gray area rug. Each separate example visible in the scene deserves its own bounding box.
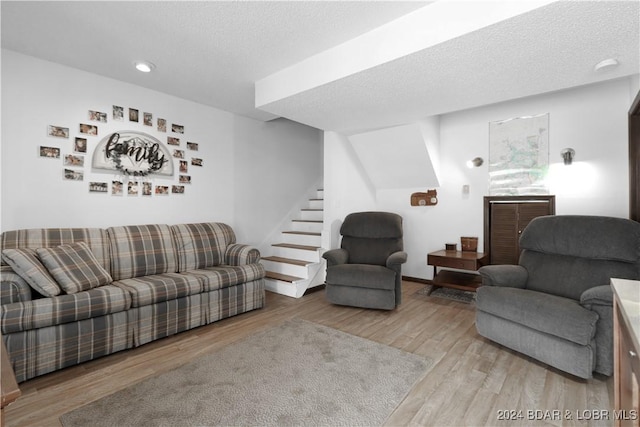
[417,284,476,304]
[60,320,431,427]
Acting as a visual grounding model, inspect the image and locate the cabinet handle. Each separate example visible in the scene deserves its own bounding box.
[631,350,638,358]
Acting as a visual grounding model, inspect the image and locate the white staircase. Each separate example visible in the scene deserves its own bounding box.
[262,189,326,298]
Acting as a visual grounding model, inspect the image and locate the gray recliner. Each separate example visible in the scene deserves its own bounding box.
[476,215,640,379]
[322,212,407,310]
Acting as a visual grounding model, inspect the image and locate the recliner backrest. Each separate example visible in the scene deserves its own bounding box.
[519,215,640,300]
[340,212,403,265]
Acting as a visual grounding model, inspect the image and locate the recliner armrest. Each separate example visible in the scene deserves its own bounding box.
[323,248,349,266]
[580,285,614,309]
[478,265,528,288]
[386,251,407,268]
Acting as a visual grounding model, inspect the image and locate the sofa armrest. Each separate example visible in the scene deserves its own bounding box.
[386,251,407,268]
[1,267,32,305]
[478,265,528,288]
[580,285,614,309]
[224,244,261,266]
[322,249,348,267]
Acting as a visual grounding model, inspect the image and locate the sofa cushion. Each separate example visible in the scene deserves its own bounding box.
[108,224,178,280]
[171,223,236,271]
[113,272,202,308]
[2,248,61,297]
[181,264,265,292]
[326,264,396,290]
[36,242,113,294]
[1,227,111,271]
[0,285,131,334]
[476,286,599,346]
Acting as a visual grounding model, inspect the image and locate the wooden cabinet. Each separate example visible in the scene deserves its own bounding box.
[612,278,640,427]
[630,90,640,222]
[483,196,555,265]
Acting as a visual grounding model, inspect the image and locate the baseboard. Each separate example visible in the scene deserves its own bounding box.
[402,275,433,285]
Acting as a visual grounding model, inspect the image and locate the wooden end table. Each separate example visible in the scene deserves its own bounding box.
[426,250,489,294]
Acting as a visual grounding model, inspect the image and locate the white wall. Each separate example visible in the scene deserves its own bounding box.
[232,116,323,246]
[1,50,322,247]
[323,76,638,280]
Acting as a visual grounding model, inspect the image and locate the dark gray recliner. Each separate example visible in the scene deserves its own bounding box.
[323,212,407,310]
[476,215,640,379]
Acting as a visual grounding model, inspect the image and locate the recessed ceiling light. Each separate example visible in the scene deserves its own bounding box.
[134,61,155,73]
[594,58,619,72]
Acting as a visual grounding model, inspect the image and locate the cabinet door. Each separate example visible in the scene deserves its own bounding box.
[490,203,519,265]
[485,196,555,265]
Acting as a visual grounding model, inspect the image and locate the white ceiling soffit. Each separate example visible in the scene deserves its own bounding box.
[348,123,440,190]
[0,1,428,123]
[257,0,640,134]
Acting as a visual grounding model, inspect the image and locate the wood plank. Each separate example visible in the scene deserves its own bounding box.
[261,256,311,266]
[271,243,320,251]
[264,271,303,282]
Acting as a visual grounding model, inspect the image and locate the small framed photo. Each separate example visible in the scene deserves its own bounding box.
[89,182,108,193]
[40,146,60,158]
[79,123,98,135]
[128,181,139,196]
[171,124,184,134]
[186,142,198,151]
[191,158,203,167]
[173,149,184,159]
[113,105,124,121]
[172,185,185,194]
[179,160,188,173]
[89,110,107,122]
[167,137,180,146]
[143,112,153,126]
[155,185,169,195]
[74,137,87,153]
[142,182,152,196]
[112,180,123,196]
[48,125,69,138]
[129,108,139,122]
[64,154,84,167]
[63,168,84,181]
[157,118,167,132]
[179,175,191,184]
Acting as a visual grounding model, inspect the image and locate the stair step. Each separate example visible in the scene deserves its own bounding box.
[272,243,320,251]
[292,220,322,223]
[265,271,304,283]
[282,231,321,236]
[262,256,312,267]
[301,209,323,211]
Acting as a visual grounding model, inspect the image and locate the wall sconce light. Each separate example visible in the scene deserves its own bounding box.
[560,148,575,165]
[466,157,484,168]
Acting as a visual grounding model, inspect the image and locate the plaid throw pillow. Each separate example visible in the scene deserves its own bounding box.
[36,242,113,294]
[2,248,62,297]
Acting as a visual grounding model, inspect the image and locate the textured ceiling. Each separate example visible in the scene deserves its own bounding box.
[258,1,640,133]
[1,1,427,122]
[2,1,638,133]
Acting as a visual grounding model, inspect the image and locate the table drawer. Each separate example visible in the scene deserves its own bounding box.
[428,255,476,270]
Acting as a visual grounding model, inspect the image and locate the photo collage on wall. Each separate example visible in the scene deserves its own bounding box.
[40,104,205,197]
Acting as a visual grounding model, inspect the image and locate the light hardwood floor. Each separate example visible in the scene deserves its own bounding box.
[4,281,613,427]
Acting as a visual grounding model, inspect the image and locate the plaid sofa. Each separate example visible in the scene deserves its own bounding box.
[0,223,265,382]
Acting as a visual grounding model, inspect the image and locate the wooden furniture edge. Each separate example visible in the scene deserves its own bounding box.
[1,336,21,420]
